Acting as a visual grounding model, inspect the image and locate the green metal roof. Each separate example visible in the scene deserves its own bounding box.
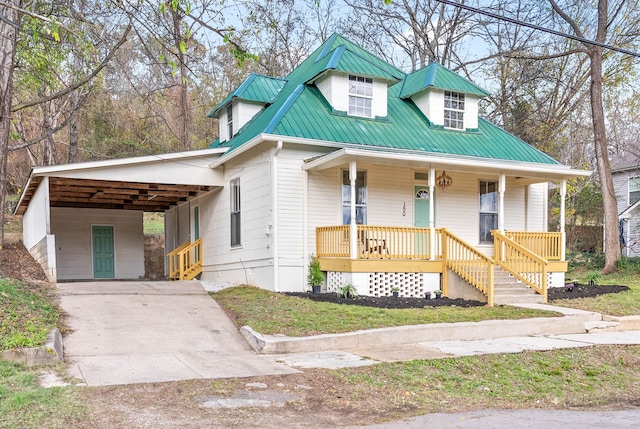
[210,34,560,166]
[400,62,491,98]
[208,74,288,118]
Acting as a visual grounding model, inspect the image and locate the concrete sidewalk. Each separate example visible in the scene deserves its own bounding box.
[58,281,298,386]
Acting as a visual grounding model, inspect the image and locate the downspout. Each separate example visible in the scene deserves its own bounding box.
[498,173,506,233]
[560,179,566,262]
[272,141,283,291]
[429,167,435,260]
[349,161,358,259]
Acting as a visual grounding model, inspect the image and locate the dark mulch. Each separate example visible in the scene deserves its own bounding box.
[286,283,631,309]
[547,283,630,301]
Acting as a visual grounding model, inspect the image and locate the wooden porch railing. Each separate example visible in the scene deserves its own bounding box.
[441,229,494,306]
[504,231,562,261]
[316,225,440,259]
[168,238,202,280]
[493,231,547,302]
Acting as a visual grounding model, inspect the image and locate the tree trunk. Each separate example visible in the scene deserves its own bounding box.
[0,0,23,247]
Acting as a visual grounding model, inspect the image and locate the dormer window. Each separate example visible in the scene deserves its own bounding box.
[348,75,373,117]
[226,104,234,139]
[444,91,465,130]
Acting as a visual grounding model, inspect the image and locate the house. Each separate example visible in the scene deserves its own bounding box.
[612,152,640,257]
[16,34,590,305]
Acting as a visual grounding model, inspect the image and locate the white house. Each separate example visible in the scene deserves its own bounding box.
[16,34,590,305]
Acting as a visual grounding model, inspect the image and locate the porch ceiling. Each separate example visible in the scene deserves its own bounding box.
[16,176,211,214]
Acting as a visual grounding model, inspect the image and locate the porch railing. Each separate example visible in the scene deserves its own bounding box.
[316,225,439,259]
[504,231,562,261]
[493,231,547,301]
[441,229,494,306]
[168,238,202,280]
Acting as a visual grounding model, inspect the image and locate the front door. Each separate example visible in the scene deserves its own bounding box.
[92,225,115,279]
[414,186,430,256]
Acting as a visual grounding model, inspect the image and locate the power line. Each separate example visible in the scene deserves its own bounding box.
[435,0,640,58]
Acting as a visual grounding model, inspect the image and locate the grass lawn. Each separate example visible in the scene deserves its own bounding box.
[213,286,559,337]
[553,271,640,317]
[0,279,61,351]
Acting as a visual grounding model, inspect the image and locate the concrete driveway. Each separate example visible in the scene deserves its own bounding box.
[58,281,298,386]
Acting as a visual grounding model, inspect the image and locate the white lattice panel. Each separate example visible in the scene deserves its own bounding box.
[369,272,426,297]
[327,272,346,293]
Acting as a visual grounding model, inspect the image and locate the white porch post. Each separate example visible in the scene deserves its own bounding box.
[498,173,506,233]
[349,161,358,259]
[560,179,567,261]
[429,167,436,260]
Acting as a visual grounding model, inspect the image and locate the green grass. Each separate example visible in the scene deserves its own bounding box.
[0,279,60,351]
[0,360,87,428]
[143,212,164,235]
[555,271,640,317]
[213,286,559,337]
[327,345,640,413]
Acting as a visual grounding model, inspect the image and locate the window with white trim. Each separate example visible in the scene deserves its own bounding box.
[226,104,233,139]
[230,178,241,246]
[630,177,640,205]
[348,75,373,117]
[342,170,367,224]
[444,91,465,130]
[479,181,498,243]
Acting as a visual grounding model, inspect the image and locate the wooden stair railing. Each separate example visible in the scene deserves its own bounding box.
[441,229,495,307]
[168,238,202,280]
[493,230,548,303]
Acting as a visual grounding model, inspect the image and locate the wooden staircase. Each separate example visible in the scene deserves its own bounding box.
[493,267,544,305]
[168,238,202,280]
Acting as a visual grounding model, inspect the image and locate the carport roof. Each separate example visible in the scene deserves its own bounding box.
[15,148,225,215]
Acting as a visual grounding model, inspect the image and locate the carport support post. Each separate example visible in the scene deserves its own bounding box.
[560,179,566,261]
[349,161,358,259]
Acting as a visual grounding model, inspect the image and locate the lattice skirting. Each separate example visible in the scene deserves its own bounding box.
[327,271,440,297]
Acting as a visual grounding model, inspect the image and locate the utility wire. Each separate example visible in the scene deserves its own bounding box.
[435,0,640,58]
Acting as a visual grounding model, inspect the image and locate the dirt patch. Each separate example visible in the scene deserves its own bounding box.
[0,241,48,283]
[548,284,629,301]
[144,234,165,279]
[285,292,484,309]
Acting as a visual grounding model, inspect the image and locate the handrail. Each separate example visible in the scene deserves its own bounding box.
[168,238,202,280]
[504,231,562,261]
[493,230,547,302]
[316,225,350,258]
[441,228,494,306]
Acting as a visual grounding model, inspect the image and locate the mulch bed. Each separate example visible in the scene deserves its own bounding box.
[286,283,630,309]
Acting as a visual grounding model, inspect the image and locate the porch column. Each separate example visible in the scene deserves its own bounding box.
[429,167,436,260]
[498,173,506,233]
[349,161,358,259]
[560,179,566,261]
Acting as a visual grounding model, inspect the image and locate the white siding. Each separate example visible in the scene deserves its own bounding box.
[314,73,387,117]
[367,164,413,226]
[504,179,525,231]
[177,202,190,244]
[614,170,633,214]
[527,183,547,231]
[411,90,480,130]
[238,101,264,130]
[435,171,479,244]
[22,177,49,250]
[51,208,144,280]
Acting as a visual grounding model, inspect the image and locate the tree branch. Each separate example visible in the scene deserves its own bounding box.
[0,0,74,33]
[11,23,132,112]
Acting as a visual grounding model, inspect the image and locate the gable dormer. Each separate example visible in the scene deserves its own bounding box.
[400,63,490,131]
[208,74,287,142]
[307,39,404,119]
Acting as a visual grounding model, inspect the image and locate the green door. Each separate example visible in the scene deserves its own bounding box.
[414,186,430,256]
[92,225,115,279]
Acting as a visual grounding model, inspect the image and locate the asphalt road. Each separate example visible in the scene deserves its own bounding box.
[354,408,640,429]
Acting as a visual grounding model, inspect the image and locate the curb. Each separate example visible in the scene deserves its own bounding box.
[1,329,64,366]
[602,314,640,331]
[241,315,593,355]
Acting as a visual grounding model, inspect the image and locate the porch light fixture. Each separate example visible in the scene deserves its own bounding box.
[436,170,453,191]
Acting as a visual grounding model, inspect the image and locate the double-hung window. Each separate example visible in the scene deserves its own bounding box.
[348,75,373,117]
[230,178,241,247]
[342,170,367,224]
[479,181,498,243]
[444,91,465,130]
[226,104,233,140]
[630,177,640,205]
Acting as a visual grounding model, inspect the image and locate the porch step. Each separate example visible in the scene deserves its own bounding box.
[492,267,545,305]
[494,294,545,305]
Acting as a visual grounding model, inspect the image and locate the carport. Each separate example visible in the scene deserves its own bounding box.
[15,148,225,282]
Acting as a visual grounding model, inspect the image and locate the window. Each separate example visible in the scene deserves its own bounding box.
[226,104,233,139]
[342,170,367,224]
[230,178,241,246]
[479,181,498,243]
[630,177,640,205]
[444,91,465,130]
[348,75,373,117]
